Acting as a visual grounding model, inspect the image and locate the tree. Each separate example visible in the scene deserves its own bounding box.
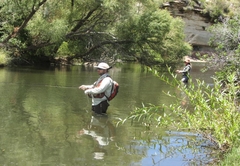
[116,9,191,65]
[0,0,48,46]
[207,15,240,80]
[0,0,191,65]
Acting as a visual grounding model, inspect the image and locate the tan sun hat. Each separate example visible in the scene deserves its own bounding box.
[184,59,190,63]
[94,62,111,70]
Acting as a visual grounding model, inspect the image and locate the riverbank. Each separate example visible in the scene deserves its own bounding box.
[219,146,240,165]
[184,55,206,63]
[189,55,240,166]
[193,59,240,166]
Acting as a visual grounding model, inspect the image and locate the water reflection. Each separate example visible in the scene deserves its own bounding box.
[77,114,116,160]
[147,131,215,166]
[0,63,218,166]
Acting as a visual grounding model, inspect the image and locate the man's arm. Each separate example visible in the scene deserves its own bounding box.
[84,77,112,95]
[79,84,94,90]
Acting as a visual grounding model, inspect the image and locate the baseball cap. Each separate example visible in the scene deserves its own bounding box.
[94,62,111,70]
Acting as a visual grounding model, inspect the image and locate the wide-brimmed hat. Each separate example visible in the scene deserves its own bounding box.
[94,62,111,70]
[184,59,191,63]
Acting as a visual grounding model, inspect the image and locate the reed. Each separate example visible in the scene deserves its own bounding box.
[117,67,240,153]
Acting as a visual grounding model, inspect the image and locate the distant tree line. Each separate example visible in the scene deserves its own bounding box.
[0,0,191,66]
[0,0,239,68]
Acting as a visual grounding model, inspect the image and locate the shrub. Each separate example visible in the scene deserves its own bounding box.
[0,49,9,66]
[117,68,240,152]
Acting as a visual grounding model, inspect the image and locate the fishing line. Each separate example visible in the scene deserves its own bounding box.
[0,82,79,89]
[0,81,92,108]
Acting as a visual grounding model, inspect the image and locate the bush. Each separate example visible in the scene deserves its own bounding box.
[117,68,240,153]
[207,16,240,81]
[0,49,9,66]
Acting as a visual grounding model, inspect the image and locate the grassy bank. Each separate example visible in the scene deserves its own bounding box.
[220,146,240,165]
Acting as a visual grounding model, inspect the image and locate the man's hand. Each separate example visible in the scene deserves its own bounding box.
[79,85,88,90]
[84,89,91,95]
[176,70,181,73]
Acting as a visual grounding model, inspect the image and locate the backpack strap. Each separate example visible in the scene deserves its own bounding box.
[92,74,112,99]
[104,79,114,100]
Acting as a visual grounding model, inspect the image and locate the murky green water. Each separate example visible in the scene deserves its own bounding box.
[0,62,217,166]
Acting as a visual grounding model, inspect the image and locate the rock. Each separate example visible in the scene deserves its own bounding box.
[161,0,214,53]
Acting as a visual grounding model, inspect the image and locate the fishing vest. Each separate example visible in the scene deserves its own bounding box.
[89,74,111,99]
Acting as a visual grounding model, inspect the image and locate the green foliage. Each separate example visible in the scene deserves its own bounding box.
[208,16,240,51]
[170,0,240,21]
[0,49,10,65]
[118,68,240,152]
[161,17,192,61]
[57,41,73,57]
[1,0,240,65]
[116,9,191,64]
[220,146,240,166]
[186,0,240,20]
[203,0,230,19]
[0,0,191,64]
[207,15,240,81]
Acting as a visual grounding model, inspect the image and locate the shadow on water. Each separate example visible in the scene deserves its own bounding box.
[0,62,219,166]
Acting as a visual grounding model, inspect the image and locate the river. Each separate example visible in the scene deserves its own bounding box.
[0,62,217,166]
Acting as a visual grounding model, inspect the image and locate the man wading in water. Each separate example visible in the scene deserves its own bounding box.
[79,62,113,115]
[176,59,192,83]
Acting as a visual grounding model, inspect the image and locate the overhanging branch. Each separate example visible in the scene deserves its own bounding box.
[67,40,133,61]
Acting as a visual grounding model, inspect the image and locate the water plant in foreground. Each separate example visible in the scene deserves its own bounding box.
[117,68,240,156]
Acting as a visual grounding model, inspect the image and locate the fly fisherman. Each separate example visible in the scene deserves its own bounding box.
[79,62,113,115]
[176,59,192,83]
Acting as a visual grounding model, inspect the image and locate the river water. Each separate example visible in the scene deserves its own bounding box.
[0,62,217,166]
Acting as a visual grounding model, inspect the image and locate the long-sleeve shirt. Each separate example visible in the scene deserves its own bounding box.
[84,73,113,105]
[181,64,191,76]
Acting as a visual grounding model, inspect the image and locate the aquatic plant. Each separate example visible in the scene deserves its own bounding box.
[117,67,240,153]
